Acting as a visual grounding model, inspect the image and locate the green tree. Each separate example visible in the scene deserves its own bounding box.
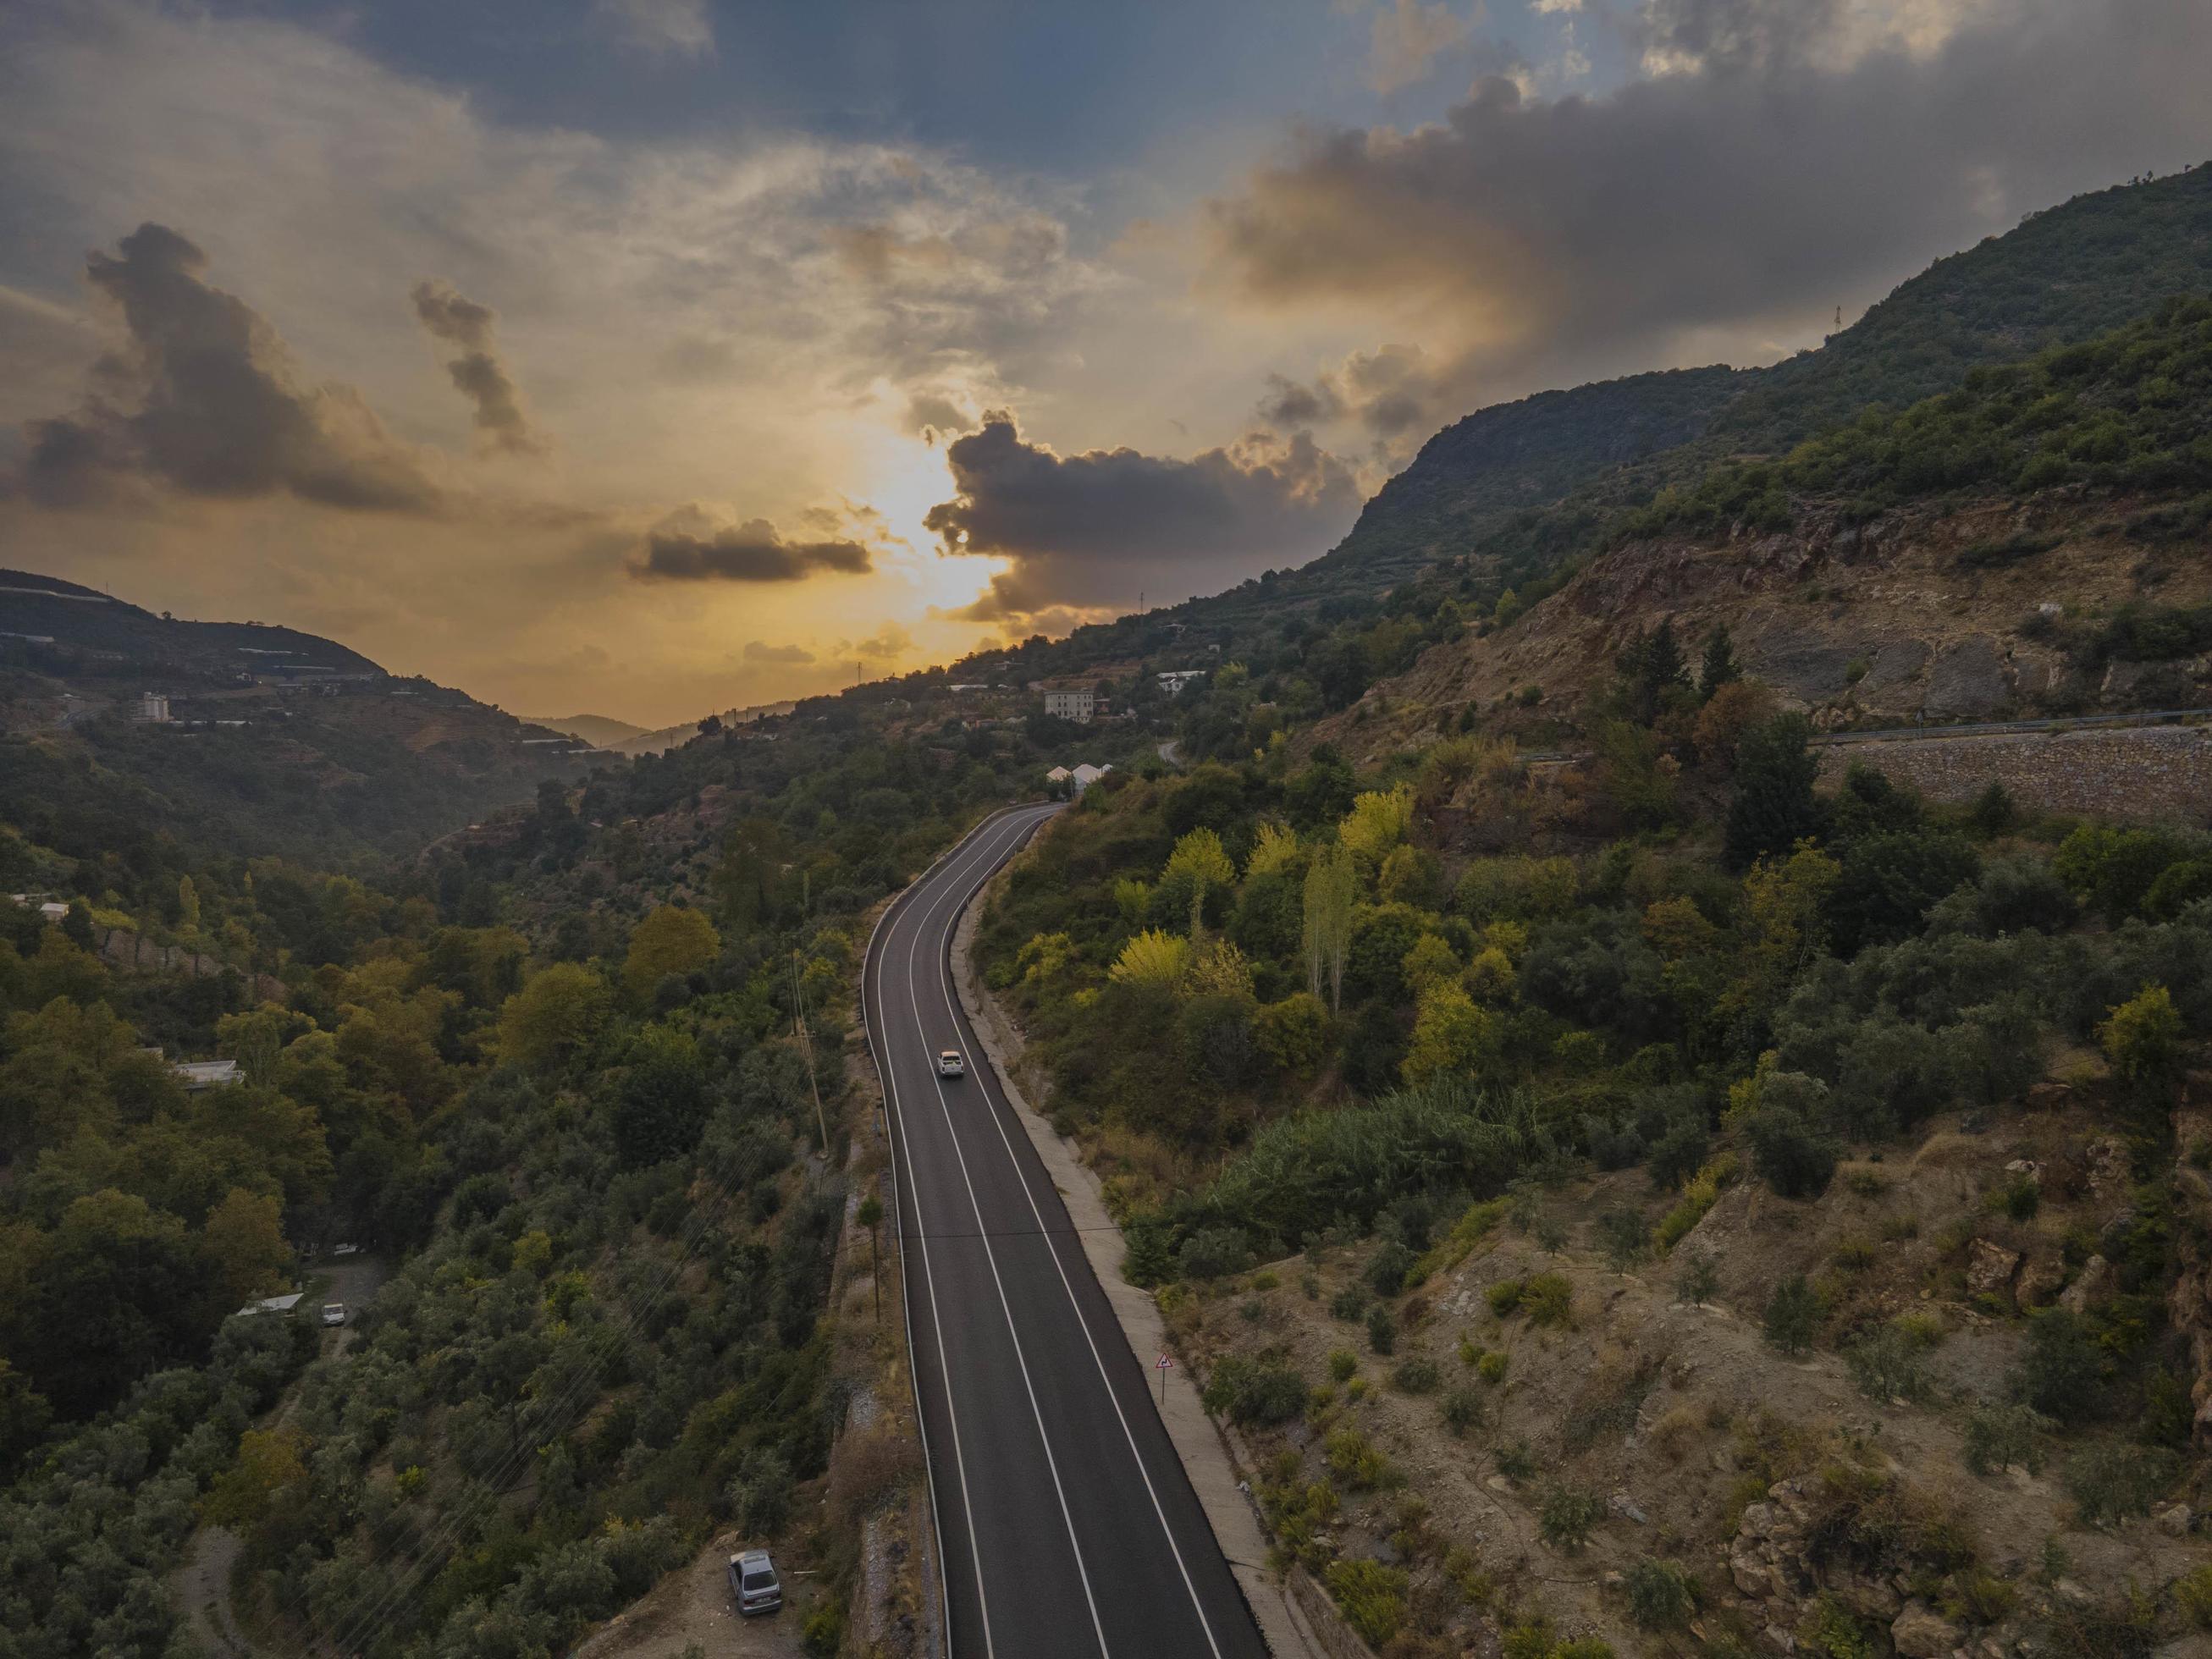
[1726,713,1824,868]
[1762,1275,1820,1357]
[177,875,201,933]
[1699,625,1740,698]
[612,1028,711,1168]
[10,1188,211,1417]
[199,1187,290,1310]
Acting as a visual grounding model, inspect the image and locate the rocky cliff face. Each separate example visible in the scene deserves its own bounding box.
[1319,493,2212,762]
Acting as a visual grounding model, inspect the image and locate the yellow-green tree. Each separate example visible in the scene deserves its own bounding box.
[1163,829,1238,934]
[1401,933,1461,994]
[1402,983,1498,1085]
[497,964,615,1071]
[1111,930,1190,989]
[623,905,721,1000]
[2101,983,2183,1101]
[1302,844,1356,1011]
[1185,940,1255,1001]
[177,876,201,934]
[1338,785,1415,873]
[1244,822,1301,880]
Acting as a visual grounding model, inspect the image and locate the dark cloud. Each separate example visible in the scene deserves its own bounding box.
[1255,372,1340,428]
[627,505,876,582]
[1209,1,2212,380]
[411,278,543,455]
[923,412,1360,620]
[742,639,816,664]
[14,223,440,512]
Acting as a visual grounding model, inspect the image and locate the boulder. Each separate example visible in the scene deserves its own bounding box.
[2017,1252,2066,1309]
[1890,1603,1962,1658]
[1967,1239,2022,1300]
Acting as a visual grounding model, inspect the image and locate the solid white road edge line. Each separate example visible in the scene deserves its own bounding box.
[932,824,1229,1659]
[898,807,1112,1657]
[867,807,1045,1659]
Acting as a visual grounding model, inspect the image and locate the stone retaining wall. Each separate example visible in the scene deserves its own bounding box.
[1818,723,2212,824]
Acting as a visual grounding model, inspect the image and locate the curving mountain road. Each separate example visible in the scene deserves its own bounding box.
[863,806,1269,1659]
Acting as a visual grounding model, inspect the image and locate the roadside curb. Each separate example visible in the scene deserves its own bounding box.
[949,881,1332,1659]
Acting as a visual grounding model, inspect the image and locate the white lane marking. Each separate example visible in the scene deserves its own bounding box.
[870,811,1045,1659]
[930,829,1230,1659]
[899,808,1112,1658]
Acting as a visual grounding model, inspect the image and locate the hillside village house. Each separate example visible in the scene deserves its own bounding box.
[1043,688,1095,723]
[1156,670,1206,696]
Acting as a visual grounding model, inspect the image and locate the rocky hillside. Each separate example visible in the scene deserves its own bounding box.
[1305,163,2212,608]
[1318,296,2212,761]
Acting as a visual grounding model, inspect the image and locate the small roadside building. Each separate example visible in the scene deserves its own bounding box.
[173,1059,244,1090]
[233,1291,304,1319]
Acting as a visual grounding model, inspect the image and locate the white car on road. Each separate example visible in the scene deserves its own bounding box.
[937,1049,965,1078]
[321,1303,348,1327]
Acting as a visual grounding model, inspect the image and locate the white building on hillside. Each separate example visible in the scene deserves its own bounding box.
[1043,689,1094,723]
[1070,763,1112,795]
[1156,670,1206,696]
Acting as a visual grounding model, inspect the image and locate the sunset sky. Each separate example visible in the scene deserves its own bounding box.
[3,0,2207,725]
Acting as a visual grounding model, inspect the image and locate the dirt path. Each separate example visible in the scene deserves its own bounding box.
[176,1528,258,1659]
[169,1253,394,1653]
[571,1531,820,1659]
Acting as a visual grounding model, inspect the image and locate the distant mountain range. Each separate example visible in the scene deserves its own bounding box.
[529,702,798,757]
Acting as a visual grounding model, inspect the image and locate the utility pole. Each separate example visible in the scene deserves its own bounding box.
[790,952,830,1152]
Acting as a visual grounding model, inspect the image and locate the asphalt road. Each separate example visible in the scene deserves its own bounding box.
[864,807,1269,1659]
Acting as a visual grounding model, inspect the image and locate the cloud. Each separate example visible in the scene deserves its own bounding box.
[923,413,1362,620]
[411,279,543,455]
[627,504,878,582]
[1630,0,1999,76]
[742,639,816,664]
[904,390,975,441]
[1207,0,2212,389]
[597,0,714,58]
[1364,0,1471,93]
[15,223,440,512]
[1263,343,1449,442]
[836,620,916,659]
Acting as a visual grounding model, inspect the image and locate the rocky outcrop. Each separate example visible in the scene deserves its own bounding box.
[1922,635,2011,718]
[1967,1238,2022,1302]
[1890,1602,1963,1657]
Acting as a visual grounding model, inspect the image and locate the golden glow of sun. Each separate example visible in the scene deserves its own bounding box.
[847,423,1011,620]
